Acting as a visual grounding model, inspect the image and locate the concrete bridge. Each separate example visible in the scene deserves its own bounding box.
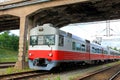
[0,0,120,69]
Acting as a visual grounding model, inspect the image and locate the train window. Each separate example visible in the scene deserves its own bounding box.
[92,47,95,53]
[72,42,76,50]
[103,50,105,54]
[30,36,38,45]
[33,35,55,45]
[95,48,101,53]
[106,51,108,54]
[96,48,100,53]
[110,51,112,55]
[106,50,108,54]
[76,43,81,51]
[99,49,102,53]
[44,35,55,45]
[59,35,64,46]
[104,50,108,54]
[72,42,81,51]
[95,49,97,53]
[81,44,85,51]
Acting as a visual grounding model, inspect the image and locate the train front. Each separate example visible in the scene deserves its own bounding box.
[28,24,58,70]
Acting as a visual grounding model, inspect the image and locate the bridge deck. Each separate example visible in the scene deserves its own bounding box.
[0,0,120,31]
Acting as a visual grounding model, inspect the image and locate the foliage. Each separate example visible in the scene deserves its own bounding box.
[54,76,61,80]
[6,67,20,74]
[109,46,120,52]
[6,67,32,74]
[0,48,18,62]
[0,31,19,51]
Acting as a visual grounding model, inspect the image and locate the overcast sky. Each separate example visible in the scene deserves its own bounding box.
[61,20,120,40]
[60,20,120,48]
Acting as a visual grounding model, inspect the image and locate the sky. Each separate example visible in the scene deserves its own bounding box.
[60,20,120,48]
[61,20,120,40]
[10,30,19,36]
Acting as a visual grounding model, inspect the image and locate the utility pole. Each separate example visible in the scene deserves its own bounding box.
[95,20,113,37]
[106,20,111,37]
[93,20,117,44]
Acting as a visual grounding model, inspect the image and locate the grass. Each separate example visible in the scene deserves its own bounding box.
[54,76,61,80]
[6,67,31,74]
[45,76,61,80]
[0,48,31,75]
[0,48,18,62]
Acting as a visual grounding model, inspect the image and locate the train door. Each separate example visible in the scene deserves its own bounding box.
[85,40,90,60]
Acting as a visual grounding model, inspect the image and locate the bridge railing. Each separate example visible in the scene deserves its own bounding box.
[0,0,50,10]
[0,0,25,5]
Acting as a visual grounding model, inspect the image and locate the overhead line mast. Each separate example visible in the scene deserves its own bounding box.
[93,20,120,45]
[106,20,110,37]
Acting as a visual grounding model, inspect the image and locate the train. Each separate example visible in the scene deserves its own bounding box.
[28,23,120,70]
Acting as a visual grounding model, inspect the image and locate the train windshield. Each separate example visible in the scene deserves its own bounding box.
[30,35,55,45]
[44,35,55,45]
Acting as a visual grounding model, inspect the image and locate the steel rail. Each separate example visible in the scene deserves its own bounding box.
[0,62,15,68]
[0,62,15,64]
[78,66,112,80]
[109,70,120,80]
[0,70,49,80]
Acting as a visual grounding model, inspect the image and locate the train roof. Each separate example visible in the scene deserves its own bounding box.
[30,24,59,35]
[90,42,103,49]
[59,28,85,42]
[72,34,85,41]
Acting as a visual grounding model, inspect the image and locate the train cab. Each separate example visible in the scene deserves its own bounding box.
[28,24,60,70]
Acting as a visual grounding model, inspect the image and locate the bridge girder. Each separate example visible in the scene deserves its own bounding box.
[31,0,120,28]
[0,0,120,31]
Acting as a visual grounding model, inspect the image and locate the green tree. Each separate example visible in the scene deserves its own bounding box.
[113,47,117,51]
[0,31,19,51]
[10,34,19,51]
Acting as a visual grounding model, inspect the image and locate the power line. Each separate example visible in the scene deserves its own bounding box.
[95,20,120,37]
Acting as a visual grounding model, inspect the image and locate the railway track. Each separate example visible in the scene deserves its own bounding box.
[109,70,120,80]
[0,70,49,80]
[77,64,120,80]
[0,61,119,80]
[0,62,15,68]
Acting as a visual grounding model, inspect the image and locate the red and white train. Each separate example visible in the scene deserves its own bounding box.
[28,23,120,70]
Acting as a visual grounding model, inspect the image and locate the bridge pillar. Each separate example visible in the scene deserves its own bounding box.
[27,18,33,46]
[15,16,28,69]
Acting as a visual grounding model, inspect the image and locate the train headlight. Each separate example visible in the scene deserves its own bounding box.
[48,53,53,57]
[29,53,32,56]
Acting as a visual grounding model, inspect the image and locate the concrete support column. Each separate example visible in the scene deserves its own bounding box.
[15,16,28,69]
[27,18,33,48]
